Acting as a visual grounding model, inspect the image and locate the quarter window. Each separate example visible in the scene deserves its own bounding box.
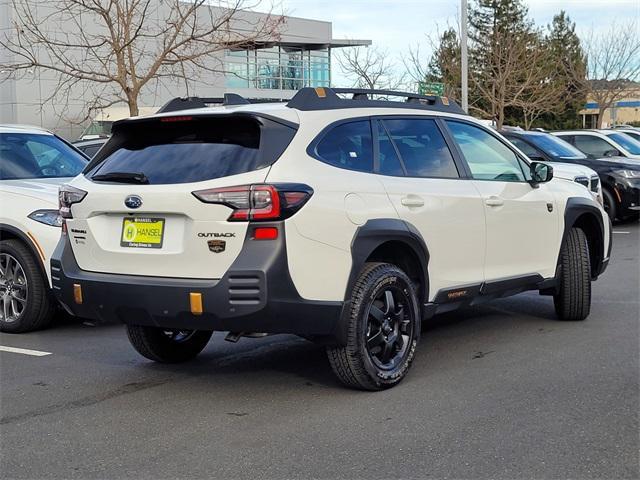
[446,121,526,182]
[382,118,459,178]
[315,121,373,173]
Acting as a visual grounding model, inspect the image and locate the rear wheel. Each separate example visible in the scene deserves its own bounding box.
[553,227,591,321]
[327,262,420,390]
[0,240,54,333]
[126,325,213,363]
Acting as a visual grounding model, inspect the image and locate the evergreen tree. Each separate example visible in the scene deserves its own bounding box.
[467,0,537,127]
[540,11,587,128]
[426,28,461,101]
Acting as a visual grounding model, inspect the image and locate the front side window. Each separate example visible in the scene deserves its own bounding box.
[446,121,526,182]
[573,135,619,157]
[315,121,373,173]
[0,133,86,180]
[382,119,459,178]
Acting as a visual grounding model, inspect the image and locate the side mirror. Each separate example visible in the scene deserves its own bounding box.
[530,161,553,184]
[604,149,620,157]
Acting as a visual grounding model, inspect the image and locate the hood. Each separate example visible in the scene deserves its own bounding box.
[568,155,640,169]
[545,162,596,181]
[0,177,70,206]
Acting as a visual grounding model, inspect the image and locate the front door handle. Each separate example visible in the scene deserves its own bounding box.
[485,196,504,207]
[401,196,425,207]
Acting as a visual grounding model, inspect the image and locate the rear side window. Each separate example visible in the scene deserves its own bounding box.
[382,118,459,178]
[87,116,296,184]
[315,120,373,173]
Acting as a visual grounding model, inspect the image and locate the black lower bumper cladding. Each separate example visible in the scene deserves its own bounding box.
[51,222,342,337]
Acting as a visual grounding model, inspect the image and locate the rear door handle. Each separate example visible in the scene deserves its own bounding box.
[485,196,504,207]
[401,196,425,207]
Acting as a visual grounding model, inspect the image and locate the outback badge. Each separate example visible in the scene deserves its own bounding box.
[208,239,226,253]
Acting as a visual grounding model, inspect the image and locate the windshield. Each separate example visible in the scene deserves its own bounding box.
[0,133,87,180]
[526,134,587,159]
[606,132,640,155]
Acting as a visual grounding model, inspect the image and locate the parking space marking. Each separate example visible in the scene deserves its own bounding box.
[0,346,52,356]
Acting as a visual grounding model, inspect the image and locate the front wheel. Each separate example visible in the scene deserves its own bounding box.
[327,262,421,390]
[602,188,617,222]
[553,227,591,321]
[126,325,213,363]
[0,239,54,333]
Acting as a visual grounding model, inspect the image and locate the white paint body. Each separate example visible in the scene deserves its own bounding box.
[62,104,611,303]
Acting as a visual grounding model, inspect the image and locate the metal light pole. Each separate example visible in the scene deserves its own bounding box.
[461,0,469,113]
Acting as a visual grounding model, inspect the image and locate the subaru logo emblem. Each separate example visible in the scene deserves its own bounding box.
[124,195,143,209]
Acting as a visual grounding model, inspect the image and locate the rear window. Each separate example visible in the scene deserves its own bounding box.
[87,115,296,184]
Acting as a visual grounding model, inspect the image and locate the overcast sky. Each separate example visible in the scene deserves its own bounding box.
[274,0,639,85]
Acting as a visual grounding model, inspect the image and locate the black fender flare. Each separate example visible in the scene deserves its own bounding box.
[335,218,430,345]
[561,197,609,278]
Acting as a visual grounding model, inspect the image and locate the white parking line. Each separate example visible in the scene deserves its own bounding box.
[0,346,52,356]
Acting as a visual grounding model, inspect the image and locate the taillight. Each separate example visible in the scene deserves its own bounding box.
[59,184,87,219]
[192,184,312,221]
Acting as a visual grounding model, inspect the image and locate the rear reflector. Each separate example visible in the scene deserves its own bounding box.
[190,292,203,315]
[73,284,83,304]
[253,227,278,240]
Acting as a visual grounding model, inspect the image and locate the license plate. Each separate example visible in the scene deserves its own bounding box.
[120,217,165,249]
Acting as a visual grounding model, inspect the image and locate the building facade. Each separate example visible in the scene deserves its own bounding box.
[580,88,640,128]
[0,2,369,139]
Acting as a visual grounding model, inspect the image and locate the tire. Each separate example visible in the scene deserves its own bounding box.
[0,239,54,333]
[327,262,421,391]
[602,188,617,222]
[126,325,213,363]
[553,227,591,321]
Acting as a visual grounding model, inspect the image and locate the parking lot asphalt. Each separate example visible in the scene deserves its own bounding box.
[1,222,638,480]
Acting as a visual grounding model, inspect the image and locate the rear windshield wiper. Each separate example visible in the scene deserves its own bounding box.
[91,172,149,184]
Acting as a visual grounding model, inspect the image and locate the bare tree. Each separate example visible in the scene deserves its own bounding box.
[0,0,284,120]
[582,21,640,128]
[510,41,566,129]
[336,46,404,91]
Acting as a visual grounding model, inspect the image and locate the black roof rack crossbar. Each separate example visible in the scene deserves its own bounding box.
[286,87,467,115]
[156,94,287,113]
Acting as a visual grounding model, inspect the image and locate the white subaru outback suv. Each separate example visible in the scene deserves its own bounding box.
[0,125,87,332]
[52,88,611,390]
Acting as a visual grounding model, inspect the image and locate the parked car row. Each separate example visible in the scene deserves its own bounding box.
[503,129,640,221]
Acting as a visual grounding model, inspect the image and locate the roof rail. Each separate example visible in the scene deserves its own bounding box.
[286,87,467,115]
[156,93,288,113]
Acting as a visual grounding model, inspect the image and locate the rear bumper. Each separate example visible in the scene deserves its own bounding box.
[51,222,342,338]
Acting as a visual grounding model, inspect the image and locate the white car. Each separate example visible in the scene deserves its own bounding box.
[52,88,611,390]
[553,130,640,161]
[0,125,87,332]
